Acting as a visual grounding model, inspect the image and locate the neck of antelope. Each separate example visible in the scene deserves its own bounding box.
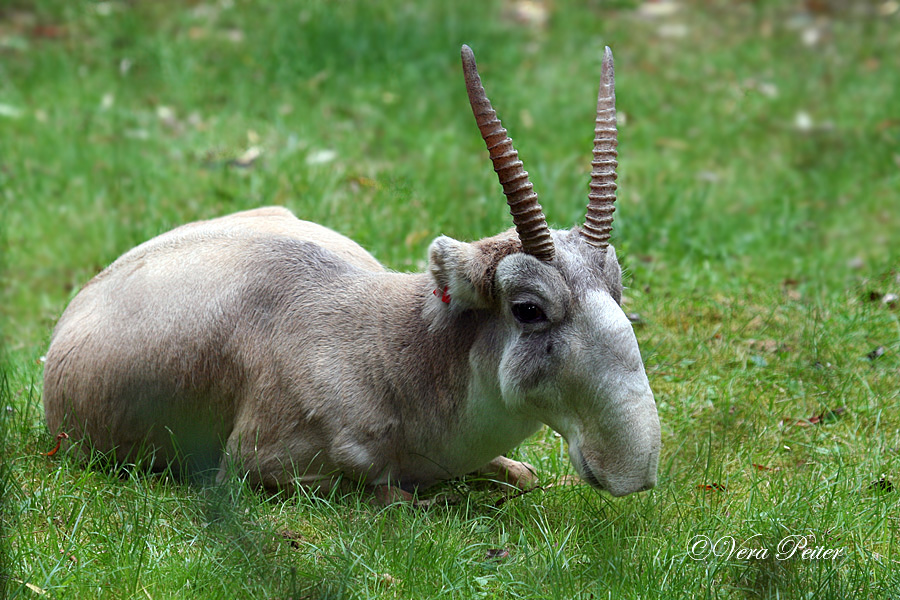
[352,272,542,481]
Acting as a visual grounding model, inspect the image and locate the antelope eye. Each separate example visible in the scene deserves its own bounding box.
[511,302,547,324]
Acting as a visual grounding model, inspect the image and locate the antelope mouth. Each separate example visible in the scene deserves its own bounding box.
[575,447,657,497]
[580,455,603,489]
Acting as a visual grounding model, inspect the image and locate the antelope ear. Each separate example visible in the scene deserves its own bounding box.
[602,245,623,305]
[427,236,490,310]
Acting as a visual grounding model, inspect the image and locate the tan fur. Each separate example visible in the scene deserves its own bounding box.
[43,205,659,496]
[161,207,384,271]
[43,208,547,491]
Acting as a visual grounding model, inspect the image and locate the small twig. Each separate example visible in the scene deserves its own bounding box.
[493,484,546,508]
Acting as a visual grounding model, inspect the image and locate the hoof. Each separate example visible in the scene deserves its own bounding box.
[372,484,414,506]
[479,456,538,490]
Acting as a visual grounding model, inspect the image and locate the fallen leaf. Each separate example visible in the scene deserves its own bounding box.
[99,93,114,111]
[657,23,689,38]
[374,573,399,585]
[30,24,66,39]
[485,548,510,560]
[869,478,894,493]
[638,1,680,18]
[306,149,337,165]
[156,105,177,128]
[781,406,846,427]
[231,146,262,168]
[698,483,726,492]
[186,111,205,130]
[867,346,886,361]
[801,26,821,47]
[350,176,380,189]
[810,406,846,424]
[12,580,47,596]
[878,1,899,16]
[222,29,244,44]
[752,463,780,472]
[781,417,812,428]
[793,111,814,131]
[94,2,115,16]
[751,80,779,98]
[747,339,780,353]
[188,26,208,40]
[783,286,802,301]
[42,432,69,456]
[279,529,303,549]
[504,0,549,29]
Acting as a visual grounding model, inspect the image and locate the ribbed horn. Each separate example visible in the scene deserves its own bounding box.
[582,46,618,249]
[461,44,555,262]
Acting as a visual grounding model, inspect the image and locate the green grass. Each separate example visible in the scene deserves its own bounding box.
[2,0,899,597]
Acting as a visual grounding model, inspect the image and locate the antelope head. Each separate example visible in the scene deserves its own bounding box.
[428,46,660,496]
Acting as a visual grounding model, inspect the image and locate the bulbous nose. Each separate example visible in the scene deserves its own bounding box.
[572,402,661,497]
[581,453,658,497]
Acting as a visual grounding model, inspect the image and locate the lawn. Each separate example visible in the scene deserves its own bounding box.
[2,0,899,598]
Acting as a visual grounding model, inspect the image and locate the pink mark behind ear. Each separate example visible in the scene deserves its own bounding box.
[433,286,451,304]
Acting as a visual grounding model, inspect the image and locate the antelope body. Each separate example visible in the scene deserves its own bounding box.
[43,46,660,497]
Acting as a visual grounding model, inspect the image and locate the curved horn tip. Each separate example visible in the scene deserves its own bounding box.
[461,45,479,84]
[602,46,614,82]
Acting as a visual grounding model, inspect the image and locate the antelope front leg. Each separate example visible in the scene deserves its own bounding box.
[476,456,538,490]
[372,484,415,505]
